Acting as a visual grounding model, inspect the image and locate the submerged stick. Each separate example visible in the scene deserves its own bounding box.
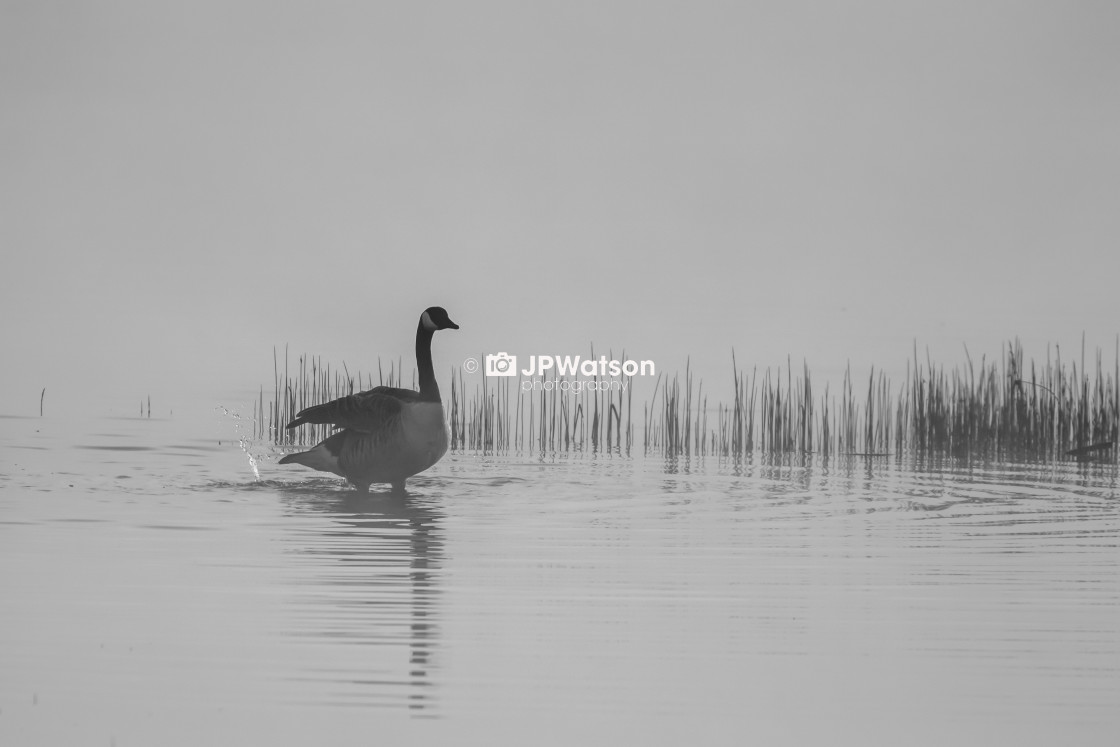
[1066,441,1113,457]
[1013,379,1057,398]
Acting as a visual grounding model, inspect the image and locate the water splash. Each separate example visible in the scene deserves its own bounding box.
[216,404,261,481]
[239,437,261,480]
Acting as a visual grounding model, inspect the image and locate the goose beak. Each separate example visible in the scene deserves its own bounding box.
[446,319,460,330]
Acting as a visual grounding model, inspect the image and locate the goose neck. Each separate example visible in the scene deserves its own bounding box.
[416,320,440,402]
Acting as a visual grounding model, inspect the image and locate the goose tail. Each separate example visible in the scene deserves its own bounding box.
[278,432,347,476]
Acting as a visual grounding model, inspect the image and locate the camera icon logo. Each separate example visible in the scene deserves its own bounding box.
[485,352,518,377]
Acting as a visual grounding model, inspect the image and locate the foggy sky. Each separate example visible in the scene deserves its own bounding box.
[3,1,1117,415]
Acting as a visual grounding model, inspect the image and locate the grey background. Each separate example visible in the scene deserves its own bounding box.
[3,1,1117,413]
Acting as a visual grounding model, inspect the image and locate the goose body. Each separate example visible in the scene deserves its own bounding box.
[278,307,459,492]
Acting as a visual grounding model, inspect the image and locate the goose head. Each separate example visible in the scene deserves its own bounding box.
[420,306,460,332]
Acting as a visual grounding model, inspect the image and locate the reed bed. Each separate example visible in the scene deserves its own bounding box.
[262,338,1118,462]
[253,345,408,444]
[448,348,634,454]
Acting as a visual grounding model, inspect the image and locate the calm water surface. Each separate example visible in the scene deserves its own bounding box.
[1,404,1118,746]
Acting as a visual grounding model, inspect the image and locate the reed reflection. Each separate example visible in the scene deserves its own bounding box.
[278,482,444,713]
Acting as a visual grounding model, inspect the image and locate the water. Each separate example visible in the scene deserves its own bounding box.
[1,404,1118,746]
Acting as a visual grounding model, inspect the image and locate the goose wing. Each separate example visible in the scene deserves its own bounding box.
[285,387,410,433]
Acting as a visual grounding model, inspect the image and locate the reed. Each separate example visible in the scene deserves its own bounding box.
[254,345,404,444]
[263,337,1118,462]
[444,348,638,454]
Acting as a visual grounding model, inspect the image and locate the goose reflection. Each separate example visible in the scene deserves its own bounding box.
[277,480,444,712]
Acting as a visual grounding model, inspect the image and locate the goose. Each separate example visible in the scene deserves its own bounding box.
[278,306,459,493]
